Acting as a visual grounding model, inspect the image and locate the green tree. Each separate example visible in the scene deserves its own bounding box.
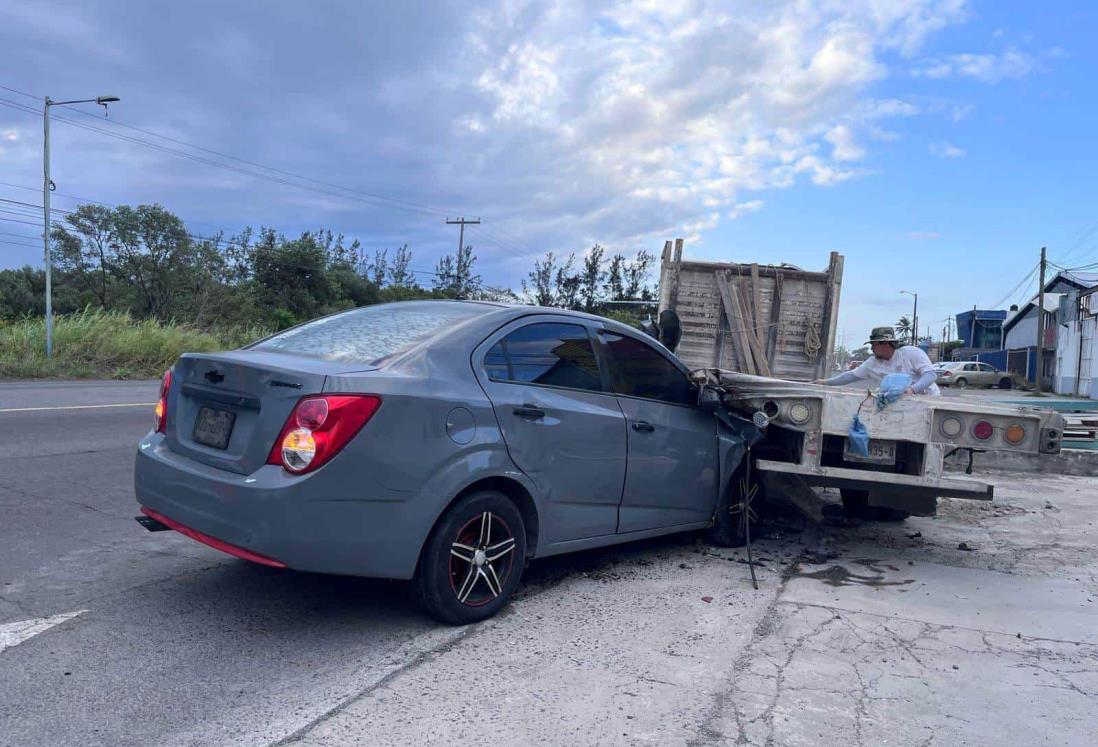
[433,244,480,299]
[580,245,604,312]
[389,245,414,287]
[523,252,558,307]
[253,231,336,323]
[895,316,912,342]
[604,253,626,300]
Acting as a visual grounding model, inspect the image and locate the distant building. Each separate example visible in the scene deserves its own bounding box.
[956,271,1098,388]
[1053,274,1098,398]
[955,309,1007,350]
[1000,271,1098,389]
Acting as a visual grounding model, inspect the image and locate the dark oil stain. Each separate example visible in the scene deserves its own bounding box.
[787,562,915,589]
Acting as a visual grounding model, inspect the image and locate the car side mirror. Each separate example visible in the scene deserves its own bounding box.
[697,384,723,412]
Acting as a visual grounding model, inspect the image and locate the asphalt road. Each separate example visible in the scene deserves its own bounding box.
[0,379,468,746]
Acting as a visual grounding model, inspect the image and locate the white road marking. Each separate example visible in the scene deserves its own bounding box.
[0,402,155,413]
[0,610,87,655]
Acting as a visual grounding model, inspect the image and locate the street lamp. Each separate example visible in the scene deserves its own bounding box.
[900,290,918,345]
[43,95,120,358]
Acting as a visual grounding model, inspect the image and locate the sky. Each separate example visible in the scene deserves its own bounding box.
[1,0,1096,344]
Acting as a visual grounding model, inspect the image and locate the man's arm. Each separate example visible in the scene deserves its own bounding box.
[815,370,860,386]
[815,361,870,386]
[906,348,938,394]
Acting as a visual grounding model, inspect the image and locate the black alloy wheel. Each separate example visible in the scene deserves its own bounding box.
[414,491,526,625]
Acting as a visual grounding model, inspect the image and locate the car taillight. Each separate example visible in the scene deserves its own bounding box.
[267,395,381,474]
[972,420,993,440]
[155,369,172,434]
[940,371,952,377]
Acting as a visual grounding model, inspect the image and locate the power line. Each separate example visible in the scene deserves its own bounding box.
[986,262,1039,309]
[0,215,41,227]
[1,84,543,260]
[0,238,41,249]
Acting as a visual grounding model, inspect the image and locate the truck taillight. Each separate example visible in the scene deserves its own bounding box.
[267,395,381,474]
[972,420,993,440]
[154,369,172,434]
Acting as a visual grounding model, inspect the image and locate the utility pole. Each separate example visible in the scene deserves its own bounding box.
[1036,246,1047,391]
[43,94,119,358]
[969,304,976,349]
[445,217,480,258]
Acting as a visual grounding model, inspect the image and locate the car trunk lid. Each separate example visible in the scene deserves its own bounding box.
[165,351,373,474]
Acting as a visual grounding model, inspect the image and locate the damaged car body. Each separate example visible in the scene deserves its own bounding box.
[134,301,761,624]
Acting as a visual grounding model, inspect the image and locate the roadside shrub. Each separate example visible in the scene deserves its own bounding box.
[0,309,270,379]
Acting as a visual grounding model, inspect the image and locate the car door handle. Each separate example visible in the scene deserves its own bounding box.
[513,406,546,420]
[631,421,655,432]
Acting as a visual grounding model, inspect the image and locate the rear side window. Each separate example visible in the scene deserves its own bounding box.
[251,302,486,364]
[599,331,693,405]
[485,323,602,392]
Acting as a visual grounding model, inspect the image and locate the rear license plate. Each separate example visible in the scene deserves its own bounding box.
[844,438,897,465]
[193,407,235,450]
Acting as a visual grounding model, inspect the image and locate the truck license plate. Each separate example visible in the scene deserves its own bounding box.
[193,407,235,450]
[844,438,897,465]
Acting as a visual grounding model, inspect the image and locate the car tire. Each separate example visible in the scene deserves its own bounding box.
[954,377,968,389]
[707,462,764,547]
[998,377,1013,389]
[413,490,526,625]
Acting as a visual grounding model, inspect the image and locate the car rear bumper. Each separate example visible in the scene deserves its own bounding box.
[133,433,435,579]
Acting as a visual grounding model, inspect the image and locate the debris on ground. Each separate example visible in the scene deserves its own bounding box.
[957,542,976,552]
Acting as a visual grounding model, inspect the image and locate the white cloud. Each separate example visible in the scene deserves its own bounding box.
[728,200,764,219]
[825,125,865,162]
[457,1,967,251]
[2,131,17,142]
[914,49,1046,83]
[929,141,966,158]
[0,0,976,274]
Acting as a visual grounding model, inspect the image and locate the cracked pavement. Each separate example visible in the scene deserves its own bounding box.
[290,470,1098,746]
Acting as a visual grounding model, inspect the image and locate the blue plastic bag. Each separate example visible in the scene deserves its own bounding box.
[847,415,870,457]
[877,373,913,410]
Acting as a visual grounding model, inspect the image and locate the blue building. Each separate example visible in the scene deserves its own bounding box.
[955,309,1007,350]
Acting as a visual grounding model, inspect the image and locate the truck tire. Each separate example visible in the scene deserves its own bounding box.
[840,489,910,521]
[840,489,872,519]
[954,377,968,389]
[707,463,763,547]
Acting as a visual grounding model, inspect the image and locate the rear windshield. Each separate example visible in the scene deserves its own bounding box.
[250,302,489,364]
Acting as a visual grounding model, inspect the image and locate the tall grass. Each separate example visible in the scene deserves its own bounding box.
[0,309,270,379]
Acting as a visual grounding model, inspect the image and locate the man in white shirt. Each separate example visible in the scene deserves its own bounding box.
[814,326,941,396]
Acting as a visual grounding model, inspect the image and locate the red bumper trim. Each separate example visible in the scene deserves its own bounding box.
[140,506,288,569]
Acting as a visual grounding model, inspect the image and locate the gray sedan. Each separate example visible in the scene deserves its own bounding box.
[134,301,750,623]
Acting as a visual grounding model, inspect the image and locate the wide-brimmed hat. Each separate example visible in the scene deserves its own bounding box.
[866,326,903,345]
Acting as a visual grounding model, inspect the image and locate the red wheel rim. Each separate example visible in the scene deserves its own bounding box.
[448,511,517,607]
